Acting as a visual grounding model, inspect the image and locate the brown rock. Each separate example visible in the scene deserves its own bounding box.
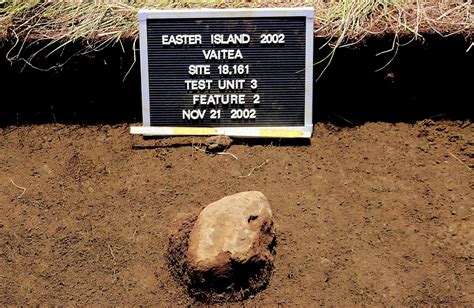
[188,191,274,271]
[168,191,276,302]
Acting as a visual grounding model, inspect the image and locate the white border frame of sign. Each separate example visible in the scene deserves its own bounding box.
[131,7,314,138]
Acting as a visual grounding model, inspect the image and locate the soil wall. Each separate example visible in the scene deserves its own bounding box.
[0,34,472,126]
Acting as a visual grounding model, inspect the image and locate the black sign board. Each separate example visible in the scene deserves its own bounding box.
[131,8,314,138]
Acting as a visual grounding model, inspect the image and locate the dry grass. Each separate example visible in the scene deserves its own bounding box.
[0,0,472,70]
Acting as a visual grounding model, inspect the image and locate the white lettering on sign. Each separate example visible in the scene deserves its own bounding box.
[218,79,246,90]
[260,33,285,44]
[217,64,249,75]
[169,32,287,122]
[184,79,213,91]
[182,109,206,120]
[202,49,243,60]
[192,94,246,105]
[211,34,251,45]
[162,34,202,45]
[188,65,211,75]
[209,109,221,119]
[230,108,257,119]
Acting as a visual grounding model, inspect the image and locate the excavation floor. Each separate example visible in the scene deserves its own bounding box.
[0,120,472,305]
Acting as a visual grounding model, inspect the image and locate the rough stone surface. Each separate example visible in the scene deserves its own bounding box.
[188,191,274,272]
[168,191,276,302]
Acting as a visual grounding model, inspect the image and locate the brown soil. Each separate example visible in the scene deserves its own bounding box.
[0,120,473,305]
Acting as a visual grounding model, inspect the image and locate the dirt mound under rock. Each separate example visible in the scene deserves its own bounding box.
[167,192,276,303]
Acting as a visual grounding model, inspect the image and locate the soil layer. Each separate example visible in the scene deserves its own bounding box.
[1,120,472,305]
[1,35,472,126]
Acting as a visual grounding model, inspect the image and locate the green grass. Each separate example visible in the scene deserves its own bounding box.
[0,0,471,71]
